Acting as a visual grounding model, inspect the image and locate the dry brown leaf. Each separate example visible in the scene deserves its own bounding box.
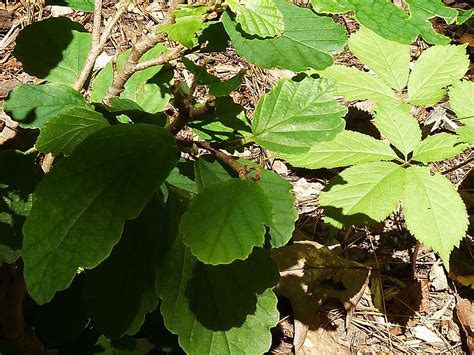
[456,295,474,353]
[272,241,371,352]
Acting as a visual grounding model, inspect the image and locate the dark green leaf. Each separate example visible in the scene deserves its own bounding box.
[14,17,91,85]
[22,124,178,304]
[194,157,233,192]
[4,83,87,129]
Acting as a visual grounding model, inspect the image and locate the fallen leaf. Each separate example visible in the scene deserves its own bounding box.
[272,241,370,352]
[456,295,474,353]
[412,325,443,344]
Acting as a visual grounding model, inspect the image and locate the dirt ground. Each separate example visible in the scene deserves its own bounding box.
[1,1,474,354]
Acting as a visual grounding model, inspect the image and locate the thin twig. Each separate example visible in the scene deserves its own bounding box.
[441,156,474,175]
[74,0,129,91]
[133,44,185,71]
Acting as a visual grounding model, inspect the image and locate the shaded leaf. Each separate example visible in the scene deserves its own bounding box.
[22,124,178,304]
[252,77,346,154]
[222,0,346,72]
[403,166,468,267]
[194,157,232,192]
[180,179,272,264]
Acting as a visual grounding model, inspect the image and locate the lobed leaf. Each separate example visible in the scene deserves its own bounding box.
[251,77,347,154]
[4,83,87,129]
[403,166,468,267]
[22,124,178,304]
[373,102,421,157]
[320,161,405,227]
[279,130,398,169]
[222,0,346,72]
[408,44,469,106]
[36,107,109,156]
[180,179,272,264]
[411,133,467,162]
[348,27,410,91]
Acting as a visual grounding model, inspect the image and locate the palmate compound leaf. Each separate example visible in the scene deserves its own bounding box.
[226,0,284,38]
[412,133,468,162]
[251,77,347,154]
[319,161,405,227]
[193,157,297,248]
[157,234,279,355]
[14,17,91,86]
[22,124,178,304]
[403,166,469,267]
[4,83,87,129]
[278,130,398,169]
[310,0,458,45]
[408,44,469,106]
[222,0,347,72]
[90,44,172,113]
[348,26,410,91]
[317,65,396,102]
[373,102,421,158]
[36,107,109,156]
[180,178,272,264]
[84,197,168,339]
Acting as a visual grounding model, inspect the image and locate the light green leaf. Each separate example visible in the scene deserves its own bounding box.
[457,9,474,25]
[403,166,468,267]
[45,0,94,12]
[84,197,167,339]
[252,77,346,154]
[22,124,178,304]
[310,0,457,45]
[318,65,396,101]
[320,162,405,227]
[91,45,172,113]
[226,0,284,38]
[157,237,279,355]
[373,102,421,157]
[279,130,398,169]
[222,0,346,72]
[180,179,272,264]
[457,125,474,146]
[36,107,109,156]
[158,5,209,48]
[408,44,469,106]
[449,80,474,120]
[412,133,467,162]
[4,83,87,129]
[14,17,91,86]
[348,27,410,91]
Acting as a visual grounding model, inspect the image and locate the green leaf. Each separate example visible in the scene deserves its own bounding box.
[256,169,297,248]
[457,9,474,25]
[252,77,347,154]
[318,65,396,101]
[182,57,243,97]
[449,80,474,120]
[457,125,474,146]
[93,336,154,355]
[36,107,109,156]
[348,26,410,91]
[84,197,168,339]
[14,17,91,86]
[45,0,94,12]
[90,45,172,113]
[157,237,279,355]
[403,166,468,267]
[180,179,272,264]
[22,124,178,304]
[166,167,198,196]
[408,44,469,106]
[222,0,346,72]
[0,151,43,263]
[373,102,421,157]
[194,158,232,192]
[158,5,210,48]
[4,83,87,129]
[310,0,457,45]
[226,0,284,38]
[412,133,467,162]
[278,130,398,169]
[188,97,251,142]
[319,162,405,227]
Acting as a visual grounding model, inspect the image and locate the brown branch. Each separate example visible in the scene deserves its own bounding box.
[103,0,183,102]
[133,44,185,71]
[74,0,129,91]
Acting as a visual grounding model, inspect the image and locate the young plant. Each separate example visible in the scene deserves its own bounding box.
[281,27,471,267]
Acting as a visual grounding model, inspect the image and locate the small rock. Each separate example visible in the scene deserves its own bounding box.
[49,5,74,17]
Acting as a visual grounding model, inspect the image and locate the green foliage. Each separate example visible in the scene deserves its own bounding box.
[45,0,94,12]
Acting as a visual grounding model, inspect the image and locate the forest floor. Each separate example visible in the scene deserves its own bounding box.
[1,0,474,354]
